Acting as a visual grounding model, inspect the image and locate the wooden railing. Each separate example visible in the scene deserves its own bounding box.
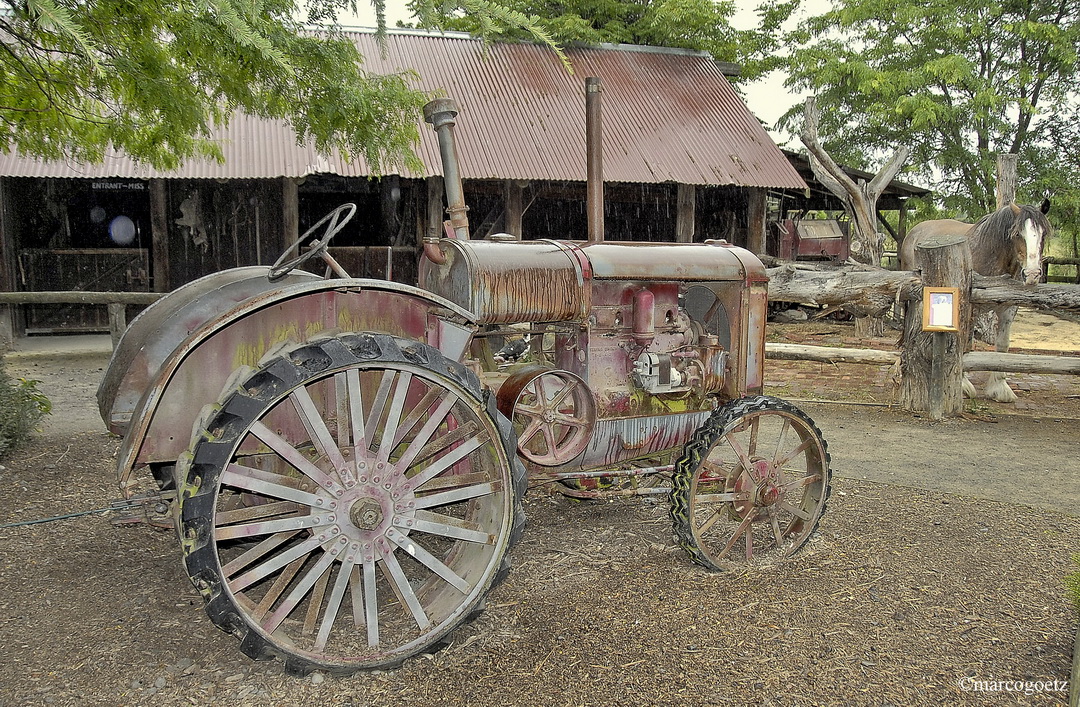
[0,291,164,349]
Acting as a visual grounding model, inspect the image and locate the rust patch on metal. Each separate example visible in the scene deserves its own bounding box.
[477,266,583,324]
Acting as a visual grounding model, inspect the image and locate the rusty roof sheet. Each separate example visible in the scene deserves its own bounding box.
[0,29,805,189]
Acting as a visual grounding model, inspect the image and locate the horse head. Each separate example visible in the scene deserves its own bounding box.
[1008,201,1051,285]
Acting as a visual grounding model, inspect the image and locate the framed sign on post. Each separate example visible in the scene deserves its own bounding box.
[922,287,960,332]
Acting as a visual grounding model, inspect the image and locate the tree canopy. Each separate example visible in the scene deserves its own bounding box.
[772,0,1080,221]
[414,0,796,80]
[0,0,436,170]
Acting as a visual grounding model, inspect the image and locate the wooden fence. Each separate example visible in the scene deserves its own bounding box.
[0,291,163,350]
[767,250,1080,419]
[2,262,1077,419]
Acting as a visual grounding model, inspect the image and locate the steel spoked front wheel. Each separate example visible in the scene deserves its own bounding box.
[670,395,831,571]
[180,333,524,674]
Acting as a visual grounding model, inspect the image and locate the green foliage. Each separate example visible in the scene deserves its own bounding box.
[1067,554,1080,612]
[0,0,420,171]
[0,359,51,459]
[0,0,583,171]
[773,0,1080,226]
[409,0,790,80]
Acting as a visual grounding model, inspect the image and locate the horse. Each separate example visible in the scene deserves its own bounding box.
[900,200,1052,402]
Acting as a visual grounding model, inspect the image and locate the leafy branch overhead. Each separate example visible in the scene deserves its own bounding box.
[0,0,564,171]
[0,0,427,170]
[411,0,786,81]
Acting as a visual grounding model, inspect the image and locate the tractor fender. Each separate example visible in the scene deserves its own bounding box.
[112,276,478,492]
[98,266,322,435]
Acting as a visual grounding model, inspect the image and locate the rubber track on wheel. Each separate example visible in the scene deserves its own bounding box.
[668,395,832,571]
[177,332,527,675]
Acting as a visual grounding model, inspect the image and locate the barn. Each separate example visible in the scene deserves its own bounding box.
[0,28,923,341]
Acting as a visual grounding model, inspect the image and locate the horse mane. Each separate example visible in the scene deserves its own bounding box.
[966,202,1052,278]
[970,203,1051,247]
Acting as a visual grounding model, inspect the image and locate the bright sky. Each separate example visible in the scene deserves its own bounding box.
[335,1,831,144]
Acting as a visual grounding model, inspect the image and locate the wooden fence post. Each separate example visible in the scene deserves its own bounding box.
[107,303,127,350]
[899,235,972,418]
[0,306,13,353]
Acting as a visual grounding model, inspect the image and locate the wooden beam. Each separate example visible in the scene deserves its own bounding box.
[971,274,1080,312]
[767,342,1080,378]
[897,198,908,243]
[0,291,163,305]
[380,175,400,244]
[766,343,897,365]
[108,303,127,348]
[282,177,299,246]
[0,177,13,349]
[963,351,1080,375]
[149,179,170,292]
[676,184,696,243]
[746,187,766,254]
[875,210,898,241]
[504,180,523,237]
[427,176,445,241]
[766,263,921,319]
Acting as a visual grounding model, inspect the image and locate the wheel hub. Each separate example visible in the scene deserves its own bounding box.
[752,458,785,508]
[730,458,787,516]
[321,458,418,545]
[350,498,384,530]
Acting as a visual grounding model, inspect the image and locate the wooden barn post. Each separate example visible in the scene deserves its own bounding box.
[745,188,767,254]
[676,184,696,243]
[899,235,972,418]
[0,177,14,350]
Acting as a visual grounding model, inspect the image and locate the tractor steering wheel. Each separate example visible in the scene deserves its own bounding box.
[268,203,357,281]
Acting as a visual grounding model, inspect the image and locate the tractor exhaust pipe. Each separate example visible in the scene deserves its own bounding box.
[586,77,604,244]
[424,98,470,244]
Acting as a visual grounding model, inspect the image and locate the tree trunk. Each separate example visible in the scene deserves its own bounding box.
[996,154,1018,208]
[800,96,909,340]
[899,236,972,417]
[766,264,921,318]
[762,261,1080,314]
[971,275,1080,312]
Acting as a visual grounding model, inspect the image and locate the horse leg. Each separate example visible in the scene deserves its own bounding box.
[983,305,1018,403]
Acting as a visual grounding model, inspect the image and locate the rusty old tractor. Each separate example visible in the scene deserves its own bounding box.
[97,87,831,676]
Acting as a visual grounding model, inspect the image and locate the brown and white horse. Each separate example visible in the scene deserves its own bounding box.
[900,200,1052,402]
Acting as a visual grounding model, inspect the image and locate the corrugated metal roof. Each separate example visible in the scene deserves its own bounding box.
[0,29,806,189]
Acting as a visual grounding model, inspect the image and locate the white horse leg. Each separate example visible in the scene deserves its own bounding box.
[983,305,1018,403]
[962,376,977,398]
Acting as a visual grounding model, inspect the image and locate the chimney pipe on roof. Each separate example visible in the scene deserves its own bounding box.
[424,98,470,241]
[586,77,604,244]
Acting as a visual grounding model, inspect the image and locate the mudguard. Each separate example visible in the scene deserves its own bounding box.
[102,270,477,491]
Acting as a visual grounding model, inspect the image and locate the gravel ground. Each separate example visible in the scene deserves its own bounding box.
[0,321,1077,706]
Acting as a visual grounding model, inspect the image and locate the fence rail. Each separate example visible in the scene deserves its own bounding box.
[0,291,164,349]
[766,342,1080,376]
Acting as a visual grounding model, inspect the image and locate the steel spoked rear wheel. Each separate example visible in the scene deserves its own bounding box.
[180,334,524,674]
[670,396,831,571]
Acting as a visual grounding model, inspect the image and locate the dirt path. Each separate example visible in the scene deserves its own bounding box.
[804,402,1079,516]
[0,336,1077,706]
